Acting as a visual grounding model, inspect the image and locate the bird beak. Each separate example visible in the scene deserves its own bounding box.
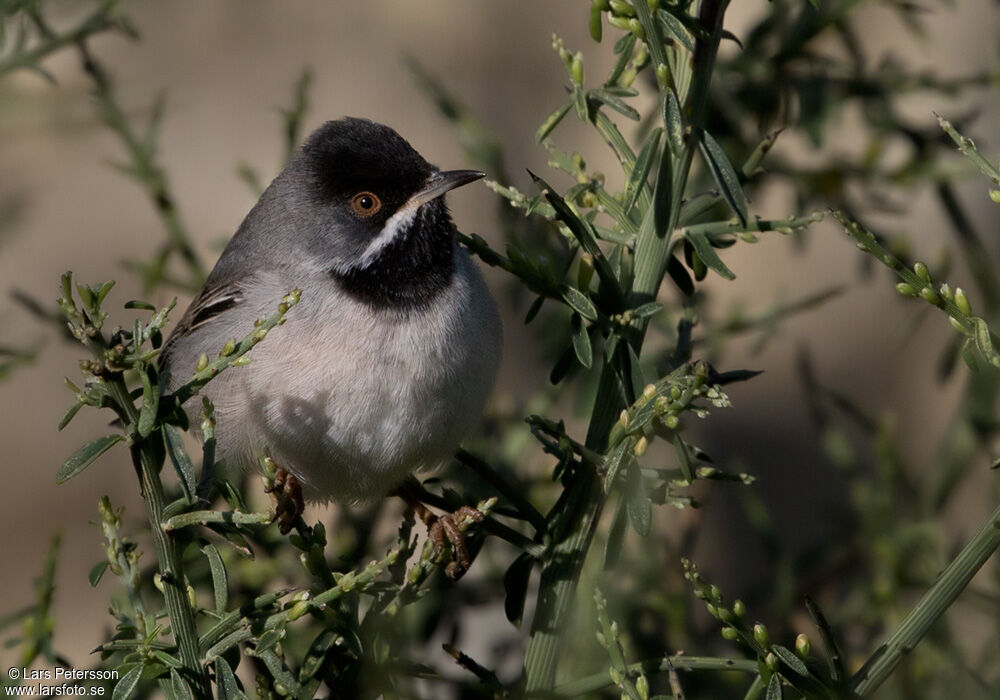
[409,169,486,208]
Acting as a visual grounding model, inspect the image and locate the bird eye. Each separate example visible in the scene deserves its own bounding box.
[351,192,381,217]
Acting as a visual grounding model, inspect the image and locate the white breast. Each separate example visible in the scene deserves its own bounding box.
[198,248,501,502]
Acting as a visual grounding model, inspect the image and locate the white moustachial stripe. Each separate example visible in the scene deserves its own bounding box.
[357,203,418,268]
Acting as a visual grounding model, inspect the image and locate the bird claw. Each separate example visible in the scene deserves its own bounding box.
[265,466,304,535]
[425,505,484,580]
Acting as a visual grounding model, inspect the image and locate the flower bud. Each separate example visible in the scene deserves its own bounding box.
[636,674,649,700]
[633,436,648,457]
[733,599,746,617]
[919,287,940,305]
[765,652,779,672]
[628,18,645,39]
[609,0,634,16]
[896,282,917,297]
[954,287,972,315]
[571,53,585,84]
[608,15,631,31]
[590,4,603,42]
[949,316,965,333]
[990,189,1000,203]
[753,623,769,648]
[196,353,209,372]
[914,261,931,282]
[721,627,739,641]
[795,633,811,658]
[287,600,310,621]
[655,63,668,88]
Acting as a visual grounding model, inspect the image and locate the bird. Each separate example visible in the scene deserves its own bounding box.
[159,117,502,577]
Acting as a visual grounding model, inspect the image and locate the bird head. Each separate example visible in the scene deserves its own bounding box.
[293,117,484,278]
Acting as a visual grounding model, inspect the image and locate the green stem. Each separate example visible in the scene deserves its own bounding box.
[107,381,209,697]
[0,1,118,79]
[849,502,1000,696]
[522,3,731,691]
[543,655,758,698]
[162,509,274,532]
[631,0,729,306]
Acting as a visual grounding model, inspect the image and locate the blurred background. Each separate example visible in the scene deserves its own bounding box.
[1,0,998,693]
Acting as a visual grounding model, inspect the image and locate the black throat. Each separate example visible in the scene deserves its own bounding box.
[332,205,456,311]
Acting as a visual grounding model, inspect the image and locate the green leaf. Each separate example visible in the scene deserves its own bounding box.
[972,318,1000,368]
[112,665,143,700]
[168,669,194,700]
[95,280,116,306]
[766,673,783,700]
[88,561,109,587]
[201,543,229,614]
[524,295,545,325]
[571,314,593,369]
[684,229,735,280]
[58,434,124,483]
[657,9,694,52]
[673,434,694,482]
[529,171,624,308]
[607,34,637,85]
[503,553,533,626]
[215,658,248,700]
[627,470,652,536]
[572,84,589,121]
[666,254,694,296]
[163,425,197,503]
[57,401,84,431]
[124,300,156,311]
[632,302,663,319]
[960,337,980,372]
[549,344,578,385]
[663,90,684,157]
[624,128,662,213]
[771,644,809,677]
[603,496,628,569]
[151,651,183,669]
[535,103,572,143]
[699,130,749,227]
[138,369,160,438]
[561,284,599,321]
[590,88,640,121]
[603,437,635,493]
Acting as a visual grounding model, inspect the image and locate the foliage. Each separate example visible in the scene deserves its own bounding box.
[1,0,999,698]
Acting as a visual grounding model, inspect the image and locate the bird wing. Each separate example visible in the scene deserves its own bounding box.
[158,283,244,371]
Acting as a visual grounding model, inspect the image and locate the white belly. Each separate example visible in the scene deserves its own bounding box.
[198,252,501,502]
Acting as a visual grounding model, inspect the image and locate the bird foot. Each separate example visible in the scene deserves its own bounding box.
[424,505,484,580]
[394,485,483,580]
[265,466,304,535]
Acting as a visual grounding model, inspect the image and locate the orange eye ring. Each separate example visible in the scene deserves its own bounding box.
[351,191,381,217]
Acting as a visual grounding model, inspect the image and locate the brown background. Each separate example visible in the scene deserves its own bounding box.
[1,0,997,672]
